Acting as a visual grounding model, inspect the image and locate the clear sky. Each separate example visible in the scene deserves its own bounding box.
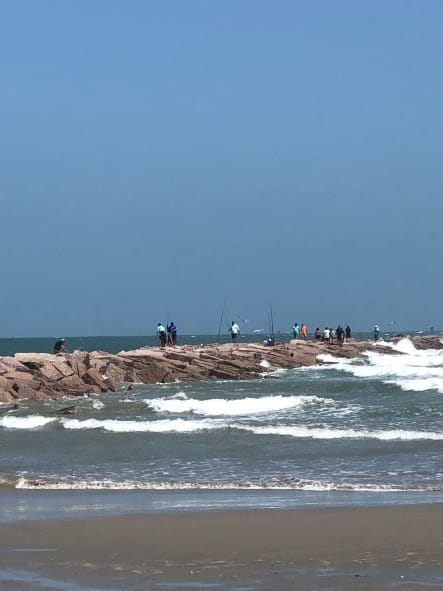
[1,0,442,336]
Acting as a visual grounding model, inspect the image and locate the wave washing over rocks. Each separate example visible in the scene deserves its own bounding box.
[0,336,441,404]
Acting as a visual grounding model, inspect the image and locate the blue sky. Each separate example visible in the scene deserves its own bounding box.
[1,0,442,336]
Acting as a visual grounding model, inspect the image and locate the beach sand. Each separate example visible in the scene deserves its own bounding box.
[1,504,442,590]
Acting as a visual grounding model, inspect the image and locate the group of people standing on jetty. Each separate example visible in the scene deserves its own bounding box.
[292,323,352,344]
[154,320,382,348]
[154,321,384,348]
[52,320,382,354]
[156,320,241,348]
[156,322,177,347]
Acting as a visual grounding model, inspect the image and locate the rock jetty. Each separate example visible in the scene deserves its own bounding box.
[0,336,440,404]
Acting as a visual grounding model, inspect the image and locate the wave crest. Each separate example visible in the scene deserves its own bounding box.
[145,394,332,416]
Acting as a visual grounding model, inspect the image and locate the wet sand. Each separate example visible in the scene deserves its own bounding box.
[1,504,442,590]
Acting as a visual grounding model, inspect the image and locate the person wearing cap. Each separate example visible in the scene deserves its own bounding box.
[53,339,66,354]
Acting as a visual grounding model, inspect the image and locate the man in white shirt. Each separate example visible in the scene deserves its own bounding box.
[230,321,240,342]
[157,323,167,348]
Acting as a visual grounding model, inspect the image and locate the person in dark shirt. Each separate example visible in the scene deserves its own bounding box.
[53,339,66,354]
[335,325,343,344]
[345,325,352,340]
[167,322,177,346]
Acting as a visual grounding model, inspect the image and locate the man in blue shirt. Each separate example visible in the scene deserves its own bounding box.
[167,322,177,346]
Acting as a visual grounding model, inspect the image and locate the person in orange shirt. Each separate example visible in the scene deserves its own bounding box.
[301,324,307,340]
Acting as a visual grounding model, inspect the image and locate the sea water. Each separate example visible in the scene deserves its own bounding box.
[1,334,442,520]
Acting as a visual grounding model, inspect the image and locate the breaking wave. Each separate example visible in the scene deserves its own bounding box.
[238,425,443,440]
[0,415,56,429]
[318,338,443,394]
[145,394,332,416]
[2,414,442,440]
[14,477,443,492]
[61,417,224,433]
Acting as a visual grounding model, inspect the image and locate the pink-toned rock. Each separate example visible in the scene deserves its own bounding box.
[81,368,114,392]
[0,335,440,401]
[0,376,15,403]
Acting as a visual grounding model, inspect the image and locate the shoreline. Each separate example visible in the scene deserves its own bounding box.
[1,488,443,523]
[1,334,441,404]
[1,336,442,589]
[1,503,442,590]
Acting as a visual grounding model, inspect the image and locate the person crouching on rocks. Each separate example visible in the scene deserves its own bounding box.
[53,338,66,354]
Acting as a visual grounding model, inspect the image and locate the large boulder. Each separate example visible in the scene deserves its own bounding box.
[81,368,114,392]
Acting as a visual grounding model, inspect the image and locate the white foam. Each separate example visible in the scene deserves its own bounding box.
[14,477,442,492]
[316,353,348,364]
[322,337,443,394]
[387,377,443,394]
[341,362,443,380]
[0,416,56,430]
[145,395,332,416]
[238,424,443,440]
[259,359,271,368]
[391,338,419,354]
[61,417,224,433]
[263,368,289,377]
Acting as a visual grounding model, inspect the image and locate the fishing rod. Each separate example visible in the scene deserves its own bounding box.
[217,301,226,343]
[268,302,275,345]
[269,303,274,339]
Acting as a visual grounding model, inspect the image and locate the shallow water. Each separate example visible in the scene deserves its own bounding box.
[1,489,443,524]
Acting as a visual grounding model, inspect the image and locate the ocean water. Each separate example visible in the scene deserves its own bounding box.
[1,335,443,518]
[0,333,268,356]
[0,330,407,355]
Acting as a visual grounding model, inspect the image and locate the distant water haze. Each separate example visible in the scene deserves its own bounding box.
[0,331,439,357]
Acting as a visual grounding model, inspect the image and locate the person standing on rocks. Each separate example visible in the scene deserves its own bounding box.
[345,325,352,340]
[374,325,380,341]
[336,325,345,344]
[167,322,177,346]
[292,323,300,339]
[230,321,240,342]
[157,323,167,348]
[300,324,307,340]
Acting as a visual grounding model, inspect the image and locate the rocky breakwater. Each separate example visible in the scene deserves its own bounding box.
[0,336,439,404]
